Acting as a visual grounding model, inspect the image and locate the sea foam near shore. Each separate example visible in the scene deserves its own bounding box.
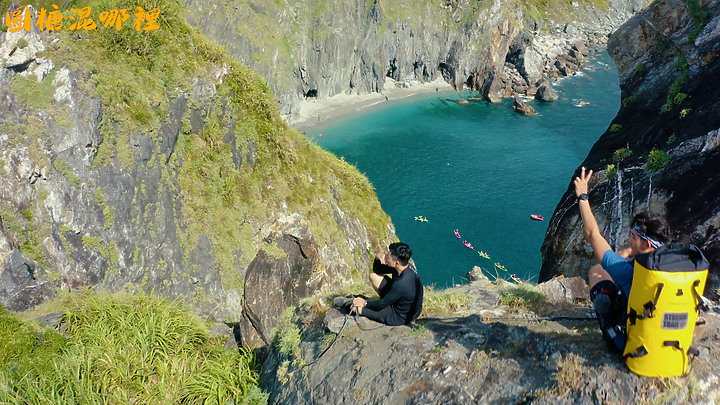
[285,78,453,129]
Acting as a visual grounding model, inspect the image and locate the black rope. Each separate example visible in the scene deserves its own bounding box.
[540,315,598,321]
[302,307,387,367]
[302,309,595,367]
[477,314,598,323]
[303,314,350,367]
[352,312,386,331]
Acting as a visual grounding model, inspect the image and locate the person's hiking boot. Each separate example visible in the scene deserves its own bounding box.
[593,292,611,314]
[333,296,353,308]
[590,280,626,352]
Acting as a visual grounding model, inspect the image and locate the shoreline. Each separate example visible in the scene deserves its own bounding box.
[285,78,454,129]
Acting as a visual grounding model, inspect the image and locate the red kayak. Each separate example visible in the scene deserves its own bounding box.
[531,214,544,221]
[454,229,461,238]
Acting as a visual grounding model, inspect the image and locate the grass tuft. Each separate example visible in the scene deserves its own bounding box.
[554,353,586,395]
[0,291,268,404]
[421,286,471,316]
[272,306,303,360]
[498,283,549,314]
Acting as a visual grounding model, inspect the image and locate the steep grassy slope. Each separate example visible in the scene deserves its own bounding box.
[0,0,391,317]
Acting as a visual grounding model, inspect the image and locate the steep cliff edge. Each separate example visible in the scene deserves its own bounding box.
[539,0,720,292]
[0,0,392,347]
[260,271,720,404]
[182,0,648,119]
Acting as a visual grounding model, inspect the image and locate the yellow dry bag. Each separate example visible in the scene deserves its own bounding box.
[624,243,709,377]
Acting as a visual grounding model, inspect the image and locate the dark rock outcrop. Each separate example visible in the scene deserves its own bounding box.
[240,225,323,348]
[540,0,720,295]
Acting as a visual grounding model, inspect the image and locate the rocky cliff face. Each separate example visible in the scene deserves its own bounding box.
[260,271,720,404]
[183,0,648,120]
[0,2,392,346]
[540,0,720,293]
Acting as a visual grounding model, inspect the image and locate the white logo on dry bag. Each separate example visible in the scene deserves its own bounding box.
[661,312,688,330]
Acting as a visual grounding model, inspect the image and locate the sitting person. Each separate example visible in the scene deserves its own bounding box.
[574,167,670,350]
[336,242,424,326]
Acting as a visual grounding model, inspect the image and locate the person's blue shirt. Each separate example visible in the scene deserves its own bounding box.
[601,249,634,298]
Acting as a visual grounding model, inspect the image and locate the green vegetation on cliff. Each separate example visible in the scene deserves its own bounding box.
[2,0,390,294]
[0,292,266,403]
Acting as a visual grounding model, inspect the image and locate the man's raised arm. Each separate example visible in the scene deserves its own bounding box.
[574,167,612,263]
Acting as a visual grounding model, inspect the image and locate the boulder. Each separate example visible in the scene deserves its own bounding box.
[466,266,489,282]
[323,307,347,333]
[520,49,545,86]
[569,48,586,63]
[571,40,588,55]
[35,312,64,328]
[536,276,590,305]
[477,70,506,103]
[512,95,537,115]
[554,59,570,76]
[239,228,323,348]
[535,84,559,101]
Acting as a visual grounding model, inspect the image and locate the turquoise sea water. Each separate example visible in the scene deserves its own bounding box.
[306,52,620,287]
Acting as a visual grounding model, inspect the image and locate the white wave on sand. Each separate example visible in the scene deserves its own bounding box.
[285,78,453,129]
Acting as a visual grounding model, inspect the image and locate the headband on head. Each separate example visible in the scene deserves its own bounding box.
[633,223,663,249]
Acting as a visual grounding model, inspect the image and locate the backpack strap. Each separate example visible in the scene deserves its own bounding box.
[624,345,648,359]
[692,279,710,312]
[628,283,664,325]
[663,340,684,351]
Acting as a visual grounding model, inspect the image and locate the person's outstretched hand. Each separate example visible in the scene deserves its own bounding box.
[574,167,593,197]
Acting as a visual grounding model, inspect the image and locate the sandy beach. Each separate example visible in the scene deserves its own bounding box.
[285,78,454,129]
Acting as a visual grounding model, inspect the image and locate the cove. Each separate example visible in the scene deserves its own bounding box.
[307,52,620,287]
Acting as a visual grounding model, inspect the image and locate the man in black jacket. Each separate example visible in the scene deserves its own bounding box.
[348,242,424,326]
